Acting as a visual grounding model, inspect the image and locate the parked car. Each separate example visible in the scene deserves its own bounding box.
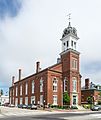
[8,104,15,107]
[27,104,37,110]
[96,105,101,110]
[91,105,99,111]
[3,102,9,107]
[18,104,23,108]
[22,104,27,109]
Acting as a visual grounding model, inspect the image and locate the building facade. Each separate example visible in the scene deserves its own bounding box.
[81,78,101,105]
[9,21,81,107]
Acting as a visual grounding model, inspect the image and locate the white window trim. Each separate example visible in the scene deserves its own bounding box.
[53,77,58,92]
[25,82,28,95]
[40,78,43,92]
[16,86,18,96]
[32,80,34,94]
[53,95,58,105]
[20,85,22,96]
[64,77,68,92]
[72,77,77,92]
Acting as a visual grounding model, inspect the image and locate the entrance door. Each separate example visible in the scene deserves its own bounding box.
[73,95,77,105]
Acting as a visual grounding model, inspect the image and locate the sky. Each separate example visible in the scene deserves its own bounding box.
[0,0,101,95]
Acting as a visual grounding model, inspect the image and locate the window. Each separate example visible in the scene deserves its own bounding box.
[31,96,35,104]
[25,97,28,105]
[72,77,77,92]
[72,59,77,70]
[67,41,69,47]
[53,95,57,105]
[16,86,18,96]
[10,90,11,96]
[53,77,58,92]
[20,85,22,96]
[74,42,76,49]
[25,82,28,95]
[64,77,68,92]
[40,95,43,105]
[71,41,73,47]
[13,89,14,96]
[40,78,43,92]
[32,80,34,94]
[20,98,23,104]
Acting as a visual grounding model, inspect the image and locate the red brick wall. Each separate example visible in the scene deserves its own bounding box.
[61,50,81,105]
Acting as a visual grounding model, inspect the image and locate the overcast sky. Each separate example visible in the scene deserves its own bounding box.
[0,0,101,94]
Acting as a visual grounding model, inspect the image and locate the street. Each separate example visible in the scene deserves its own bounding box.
[0,106,101,120]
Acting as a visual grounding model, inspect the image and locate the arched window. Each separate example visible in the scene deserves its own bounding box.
[20,85,22,96]
[25,82,28,95]
[16,86,18,96]
[32,80,34,94]
[72,77,77,92]
[40,78,43,92]
[64,77,68,92]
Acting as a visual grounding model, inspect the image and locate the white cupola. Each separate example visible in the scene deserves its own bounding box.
[60,22,79,52]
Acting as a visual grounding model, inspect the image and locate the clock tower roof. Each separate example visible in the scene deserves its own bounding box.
[62,22,78,38]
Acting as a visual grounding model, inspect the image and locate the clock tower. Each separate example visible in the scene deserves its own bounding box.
[60,21,81,106]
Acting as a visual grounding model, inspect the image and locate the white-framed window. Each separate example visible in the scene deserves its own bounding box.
[53,95,57,105]
[10,90,11,96]
[40,78,43,92]
[20,98,23,104]
[64,77,68,92]
[53,77,58,92]
[32,80,34,94]
[72,77,77,92]
[72,59,77,70]
[25,97,28,105]
[13,97,14,104]
[13,89,14,96]
[40,95,43,105]
[31,96,35,104]
[10,97,11,104]
[15,98,18,106]
[25,82,28,95]
[16,86,18,96]
[20,85,22,96]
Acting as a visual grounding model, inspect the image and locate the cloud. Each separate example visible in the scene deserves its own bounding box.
[0,0,22,19]
[0,0,101,94]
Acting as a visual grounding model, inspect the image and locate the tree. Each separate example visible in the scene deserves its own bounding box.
[87,96,93,104]
[0,89,3,96]
[63,92,70,105]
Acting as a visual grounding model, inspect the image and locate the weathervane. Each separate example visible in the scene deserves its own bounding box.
[67,13,71,22]
[67,13,71,26]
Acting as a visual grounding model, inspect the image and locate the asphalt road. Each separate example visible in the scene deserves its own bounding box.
[1,111,101,120]
[1,106,101,120]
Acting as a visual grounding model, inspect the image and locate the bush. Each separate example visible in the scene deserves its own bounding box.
[50,105,58,108]
[71,106,78,109]
[83,104,91,109]
[98,101,101,105]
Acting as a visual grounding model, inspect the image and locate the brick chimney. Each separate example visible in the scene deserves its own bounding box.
[85,78,90,89]
[12,76,15,86]
[19,69,21,81]
[36,61,41,73]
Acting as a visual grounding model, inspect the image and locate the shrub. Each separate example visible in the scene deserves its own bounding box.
[83,104,91,109]
[71,106,78,109]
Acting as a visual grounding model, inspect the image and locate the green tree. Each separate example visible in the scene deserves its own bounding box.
[87,96,93,104]
[0,89,3,96]
[63,92,70,105]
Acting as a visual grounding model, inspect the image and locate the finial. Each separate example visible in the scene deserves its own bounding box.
[67,13,71,27]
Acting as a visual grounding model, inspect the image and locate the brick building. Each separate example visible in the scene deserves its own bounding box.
[81,78,101,105]
[9,21,81,107]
